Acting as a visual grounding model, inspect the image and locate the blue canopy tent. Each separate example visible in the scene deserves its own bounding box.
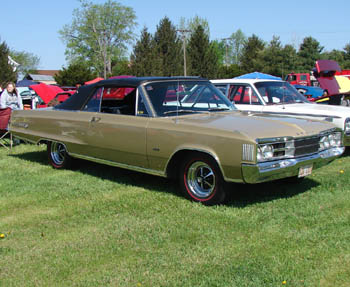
[234,72,282,80]
[16,79,39,87]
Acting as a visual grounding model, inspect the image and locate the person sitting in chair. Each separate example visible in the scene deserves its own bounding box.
[0,82,23,110]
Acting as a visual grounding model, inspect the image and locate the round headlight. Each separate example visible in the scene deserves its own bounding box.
[328,134,336,146]
[334,132,342,146]
[320,136,330,150]
[261,144,274,159]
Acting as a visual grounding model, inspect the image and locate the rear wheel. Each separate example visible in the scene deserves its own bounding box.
[47,141,72,169]
[179,153,226,205]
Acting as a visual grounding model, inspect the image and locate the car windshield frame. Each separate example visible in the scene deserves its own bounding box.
[142,80,236,117]
[254,81,311,105]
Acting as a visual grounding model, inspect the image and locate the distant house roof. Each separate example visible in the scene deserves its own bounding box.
[26,74,55,82]
[35,70,60,77]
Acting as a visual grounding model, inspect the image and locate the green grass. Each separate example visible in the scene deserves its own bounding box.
[1,144,350,286]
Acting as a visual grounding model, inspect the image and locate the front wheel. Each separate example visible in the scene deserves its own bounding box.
[47,141,72,169]
[179,154,226,205]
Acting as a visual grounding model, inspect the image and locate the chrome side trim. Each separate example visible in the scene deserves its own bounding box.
[69,152,166,177]
[252,111,342,120]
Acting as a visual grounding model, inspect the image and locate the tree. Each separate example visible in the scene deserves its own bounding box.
[154,17,182,76]
[54,62,97,86]
[259,36,284,76]
[298,36,324,72]
[9,50,40,75]
[240,34,265,73]
[210,40,226,66]
[217,64,241,79]
[178,15,210,37]
[226,29,246,65]
[342,43,350,69]
[281,44,298,75]
[0,40,16,86]
[59,0,137,78]
[130,27,160,76]
[187,25,219,78]
[111,58,131,76]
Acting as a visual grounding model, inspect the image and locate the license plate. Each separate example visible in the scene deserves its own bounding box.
[298,165,313,177]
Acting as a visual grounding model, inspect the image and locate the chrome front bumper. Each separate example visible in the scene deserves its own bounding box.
[242,147,344,184]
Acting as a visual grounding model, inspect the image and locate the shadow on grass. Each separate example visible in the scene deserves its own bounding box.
[10,149,48,165]
[225,178,320,207]
[11,149,321,207]
[11,150,177,196]
[342,147,350,157]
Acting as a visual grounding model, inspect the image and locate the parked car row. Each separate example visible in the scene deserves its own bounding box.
[9,77,345,205]
[211,78,350,146]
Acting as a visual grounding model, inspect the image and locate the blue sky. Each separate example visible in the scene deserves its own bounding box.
[1,0,349,70]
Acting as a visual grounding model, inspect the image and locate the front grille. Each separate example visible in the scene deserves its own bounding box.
[269,135,320,159]
[294,137,320,156]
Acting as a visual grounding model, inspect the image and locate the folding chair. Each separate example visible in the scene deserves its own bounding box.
[0,107,13,151]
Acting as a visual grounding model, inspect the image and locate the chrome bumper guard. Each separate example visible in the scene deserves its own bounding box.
[242,147,344,184]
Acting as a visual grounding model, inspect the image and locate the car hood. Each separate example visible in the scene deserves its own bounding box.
[176,111,336,141]
[269,103,350,119]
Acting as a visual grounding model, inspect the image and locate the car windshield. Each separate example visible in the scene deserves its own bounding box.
[144,81,235,117]
[254,81,310,105]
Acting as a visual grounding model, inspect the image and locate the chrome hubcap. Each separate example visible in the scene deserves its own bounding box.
[186,161,215,198]
[51,142,66,165]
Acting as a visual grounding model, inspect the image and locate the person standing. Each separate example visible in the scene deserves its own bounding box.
[0,82,23,110]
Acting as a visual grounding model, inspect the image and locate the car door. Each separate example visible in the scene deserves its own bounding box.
[80,85,150,168]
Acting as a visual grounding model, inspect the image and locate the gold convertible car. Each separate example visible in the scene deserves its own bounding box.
[9,77,344,204]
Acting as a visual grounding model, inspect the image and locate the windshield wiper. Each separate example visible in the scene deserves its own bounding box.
[163,109,201,115]
[208,107,231,112]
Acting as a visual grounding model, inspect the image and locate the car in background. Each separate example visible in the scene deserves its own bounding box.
[212,78,350,147]
[9,77,344,204]
[47,91,76,107]
[293,85,324,101]
[16,87,39,110]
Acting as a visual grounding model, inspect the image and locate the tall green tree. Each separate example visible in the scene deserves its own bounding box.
[154,17,182,76]
[240,34,265,73]
[342,43,350,69]
[111,58,131,76]
[187,25,219,78]
[226,29,246,65]
[54,62,97,86]
[178,15,210,37]
[281,44,298,75]
[260,36,284,76]
[59,0,137,78]
[298,36,324,72]
[210,40,226,66]
[130,27,160,76]
[9,50,40,75]
[217,64,241,79]
[0,40,16,86]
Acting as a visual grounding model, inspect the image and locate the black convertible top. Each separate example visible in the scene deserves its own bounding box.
[55,76,207,111]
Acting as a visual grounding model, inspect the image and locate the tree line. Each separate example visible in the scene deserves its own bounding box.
[1,0,350,87]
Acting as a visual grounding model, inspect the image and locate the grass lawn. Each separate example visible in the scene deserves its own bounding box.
[1,143,350,286]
